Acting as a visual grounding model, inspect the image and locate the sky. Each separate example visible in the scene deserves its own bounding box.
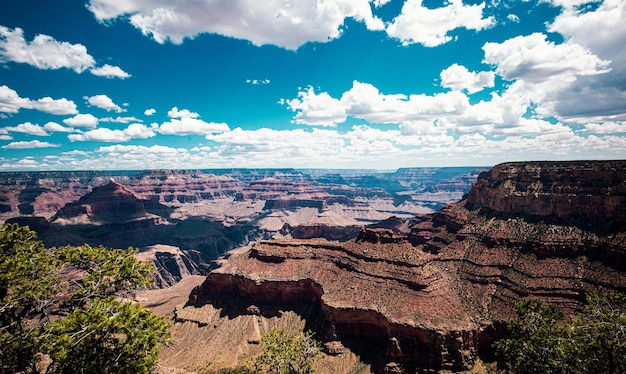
[0,0,625,171]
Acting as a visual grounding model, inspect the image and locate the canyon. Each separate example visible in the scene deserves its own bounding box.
[2,161,624,373]
[0,167,481,287]
[160,161,626,373]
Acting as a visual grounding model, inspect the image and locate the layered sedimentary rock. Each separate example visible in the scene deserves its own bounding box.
[180,161,626,373]
[135,245,204,288]
[466,161,626,230]
[128,170,245,203]
[52,181,169,224]
[0,171,130,217]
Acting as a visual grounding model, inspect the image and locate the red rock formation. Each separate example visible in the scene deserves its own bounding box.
[128,170,244,203]
[53,180,168,224]
[183,161,626,373]
[465,161,626,229]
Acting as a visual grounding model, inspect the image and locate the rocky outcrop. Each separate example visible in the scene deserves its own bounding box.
[465,161,626,230]
[282,223,363,241]
[52,181,170,224]
[0,171,130,217]
[128,170,244,203]
[135,245,204,288]
[181,161,626,373]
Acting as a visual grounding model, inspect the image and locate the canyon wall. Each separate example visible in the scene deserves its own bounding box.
[181,161,626,373]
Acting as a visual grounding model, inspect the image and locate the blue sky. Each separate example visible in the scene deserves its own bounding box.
[0,0,625,170]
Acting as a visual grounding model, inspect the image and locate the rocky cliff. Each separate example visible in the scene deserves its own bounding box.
[174,161,626,373]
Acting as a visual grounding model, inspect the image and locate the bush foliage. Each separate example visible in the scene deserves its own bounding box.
[249,329,321,374]
[0,223,170,373]
[494,293,626,374]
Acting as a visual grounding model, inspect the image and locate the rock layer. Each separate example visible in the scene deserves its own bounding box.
[182,161,626,373]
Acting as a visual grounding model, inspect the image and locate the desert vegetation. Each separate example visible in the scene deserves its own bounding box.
[0,224,171,373]
[494,294,626,374]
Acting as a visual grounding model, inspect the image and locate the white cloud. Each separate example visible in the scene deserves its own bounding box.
[545,0,626,122]
[124,123,156,138]
[144,108,156,116]
[97,144,186,155]
[0,135,12,140]
[507,14,520,23]
[584,122,626,134]
[285,81,470,127]
[100,116,142,123]
[87,0,384,50]
[0,158,42,169]
[85,94,125,112]
[3,122,49,136]
[440,63,495,93]
[63,113,99,128]
[246,79,270,85]
[483,33,610,84]
[158,117,229,135]
[0,85,29,113]
[43,122,74,133]
[541,0,600,10]
[284,87,346,126]
[0,85,78,115]
[386,0,495,47]
[68,123,155,142]
[0,26,95,72]
[167,106,199,118]
[6,123,626,170]
[482,32,615,120]
[90,64,131,79]
[2,140,60,149]
[31,97,78,115]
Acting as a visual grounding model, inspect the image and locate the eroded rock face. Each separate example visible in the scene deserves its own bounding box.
[128,170,244,203]
[465,161,626,230]
[183,161,626,373]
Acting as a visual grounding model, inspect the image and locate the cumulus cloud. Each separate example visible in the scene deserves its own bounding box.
[201,124,626,168]
[100,116,142,123]
[483,33,610,84]
[85,94,125,112]
[7,123,626,170]
[0,26,95,72]
[0,85,29,113]
[144,108,156,116]
[584,122,626,134]
[68,123,155,142]
[285,81,470,127]
[43,122,74,133]
[246,79,270,85]
[386,0,495,47]
[545,0,626,122]
[2,122,49,136]
[87,0,384,50]
[440,64,495,93]
[63,113,99,128]
[2,140,60,149]
[507,14,520,23]
[158,117,229,135]
[0,85,78,115]
[31,97,78,115]
[0,26,130,79]
[482,31,616,123]
[97,144,186,155]
[284,87,347,126]
[167,106,199,118]
[90,64,131,79]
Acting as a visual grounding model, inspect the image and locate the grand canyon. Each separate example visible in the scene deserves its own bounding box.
[1,161,625,373]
